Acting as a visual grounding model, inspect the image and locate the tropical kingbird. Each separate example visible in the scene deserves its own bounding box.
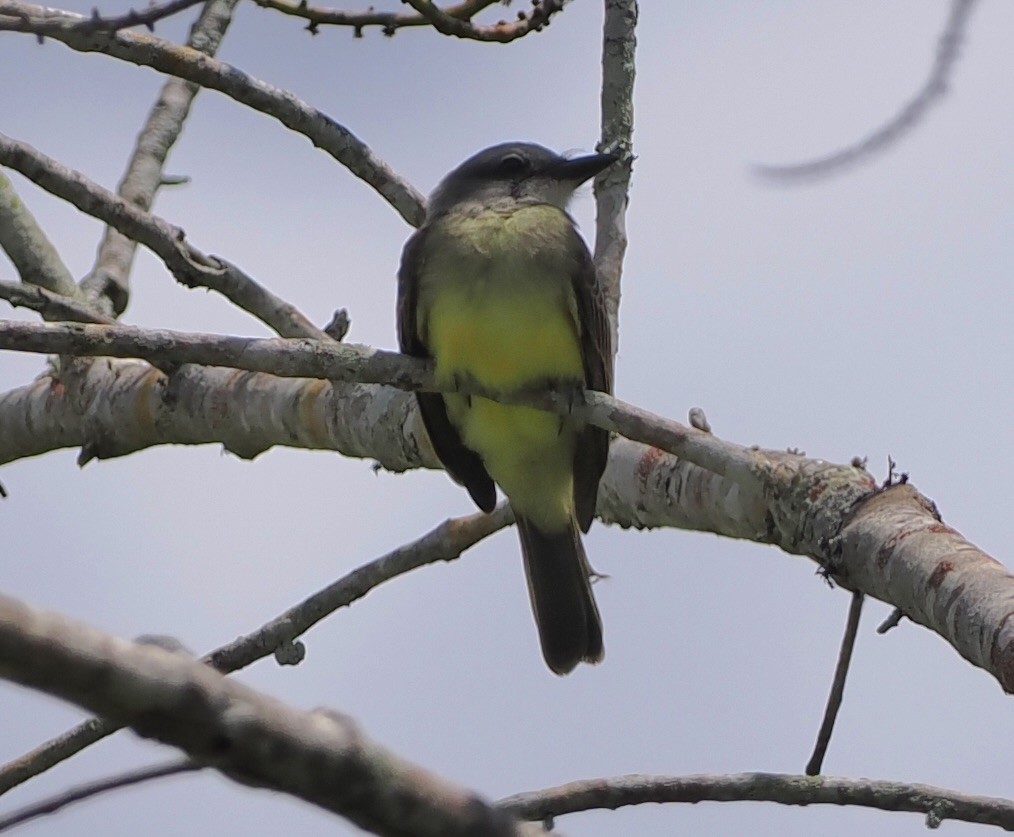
[397,142,617,675]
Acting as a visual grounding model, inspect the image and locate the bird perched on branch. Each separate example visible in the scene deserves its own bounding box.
[397,142,617,674]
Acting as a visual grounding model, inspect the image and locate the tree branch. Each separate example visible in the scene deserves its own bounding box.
[0,593,541,837]
[0,760,200,833]
[249,0,505,38]
[0,719,120,799]
[1,320,1011,694]
[0,171,76,297]
[81,0,242,315]
[0,132,327,339]
[595,0,637,346]
[400,0,567,42]
[0,0,426,226]
[207,503,513,671]
[498,772,1014,830]
[0,319,770,486]
[805,591,864,776]
[0,505,511,796]
[754,0,981,180]
[0,279,114,324]
[69,0,207,33]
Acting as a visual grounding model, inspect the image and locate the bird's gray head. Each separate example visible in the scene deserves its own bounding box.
[426,142,617,220]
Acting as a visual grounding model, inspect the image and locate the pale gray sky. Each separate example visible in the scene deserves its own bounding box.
[2,1,1012,835]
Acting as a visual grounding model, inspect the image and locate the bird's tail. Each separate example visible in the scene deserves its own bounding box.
[517,514,604,675]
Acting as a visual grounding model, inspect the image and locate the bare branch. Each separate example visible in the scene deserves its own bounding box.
[400,0,567,42]
[805,591,864,776]
[0,321,426,390]
[755,0,981,181]
[0,171,76,297]
[71,0,206,33]
[207,503,513,671]
[0,358,418,466]
[594,0,637,347]
[497,772,1014,830]
[877,607,905,634]
[250,0,500,37]
[0,593,540,836]
[82,0,242,315]
[0,506,510,796]
[185,255,331,340]
[0,319,771,485]
[0,0,426,226]
[0,322,1010,694]
[0,719,118,798]
[0,760,199,833]
[0,279,115,323]
[0,132,326,339]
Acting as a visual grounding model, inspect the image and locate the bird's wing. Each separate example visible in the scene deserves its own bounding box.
[569,229,614,533]
[397,226,497,513]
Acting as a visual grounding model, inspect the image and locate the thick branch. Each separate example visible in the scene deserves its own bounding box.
[1,505,511,796]
[0,0,425,226]
[0,593,538,837]
[0,357,419,466]
[1,320,1011,692]
[498,772,1014,830]
[834,485,1014,692]
[0,319,760,482]
[0,171,76,297]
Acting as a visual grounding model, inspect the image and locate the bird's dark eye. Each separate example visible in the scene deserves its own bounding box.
[498,152,529,176]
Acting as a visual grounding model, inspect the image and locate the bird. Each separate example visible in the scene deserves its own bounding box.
[397,142,617,674]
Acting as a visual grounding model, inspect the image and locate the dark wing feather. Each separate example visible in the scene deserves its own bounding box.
[568,229,614,532]
[397,227,497,513]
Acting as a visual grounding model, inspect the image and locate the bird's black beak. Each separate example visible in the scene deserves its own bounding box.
[554,152,619,185]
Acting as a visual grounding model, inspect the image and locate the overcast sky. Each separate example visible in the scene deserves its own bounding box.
[2,1,1013,835]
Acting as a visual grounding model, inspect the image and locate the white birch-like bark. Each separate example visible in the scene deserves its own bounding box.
[0,593,544,837]
[0,321,1009,693]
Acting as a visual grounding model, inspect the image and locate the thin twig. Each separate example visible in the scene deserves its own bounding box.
[0,760,199,833]
[0,719,118,797]
[0,505,511,796]
[595,0,637,346]
[497,771,1014,830]
[401,0,567,42]
[0,132,326,339]
[877,607,905,634]
[82,0,242,315]
[187,256,330,340]
[755,0,981,180]
[250,0,499,36]
[207,503,511,670]
[806,591,864,776]
[73,0,206,33]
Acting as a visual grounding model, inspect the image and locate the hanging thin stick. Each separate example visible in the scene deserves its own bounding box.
[806,591,864,776]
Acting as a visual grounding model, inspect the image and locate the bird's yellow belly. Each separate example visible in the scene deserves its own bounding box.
[426,279,583,528]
